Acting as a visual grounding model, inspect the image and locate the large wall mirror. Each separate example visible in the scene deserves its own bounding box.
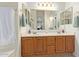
[20,7,73,31]
[23,9,59,30]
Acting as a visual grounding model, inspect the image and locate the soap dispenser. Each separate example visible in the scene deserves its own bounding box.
[28,30,31,34]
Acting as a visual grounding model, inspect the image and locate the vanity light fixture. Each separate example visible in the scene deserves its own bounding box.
[36,2,57,10]
[37,2,54,7]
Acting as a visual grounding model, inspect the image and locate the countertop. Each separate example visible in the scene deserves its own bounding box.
[21,27,75,37]
[21,32,75,37]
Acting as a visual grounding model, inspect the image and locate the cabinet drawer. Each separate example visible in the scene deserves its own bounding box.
[21,37,34,56]
[47,36,55,46]
[47,46,55,55]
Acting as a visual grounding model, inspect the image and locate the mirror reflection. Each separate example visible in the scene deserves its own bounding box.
[20,2,73,32]
[60,7,73,25]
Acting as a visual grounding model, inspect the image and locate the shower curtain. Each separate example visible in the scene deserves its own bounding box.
[0,7,16,56]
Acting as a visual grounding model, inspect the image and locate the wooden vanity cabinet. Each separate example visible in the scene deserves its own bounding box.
[34,37,46,55]
[21,35,75,56]
[65,36,75,53]
[21,37,47,56]
[47,36,55,46]
[21,37,34,56]
[47,36,56,55]
[56,36,65,53]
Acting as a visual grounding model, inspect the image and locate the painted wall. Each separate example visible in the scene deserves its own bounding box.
[25,2,65,11]
[64,2,79,57]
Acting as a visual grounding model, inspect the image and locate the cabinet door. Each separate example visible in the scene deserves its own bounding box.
[21,37,34,56]
[34,37,44,55]
[56,36,65,53]
[65,36,75,52]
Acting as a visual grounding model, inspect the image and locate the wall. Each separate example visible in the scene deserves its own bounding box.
[17,2,22,57]
[25,2,65,11]
[64,2,79,57]
[56,2,65,12]
[0,2,18,9]
[73,6,79,57]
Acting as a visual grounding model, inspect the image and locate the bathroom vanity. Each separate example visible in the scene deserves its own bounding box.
[21,34,75,56]
[21,6,75,56]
